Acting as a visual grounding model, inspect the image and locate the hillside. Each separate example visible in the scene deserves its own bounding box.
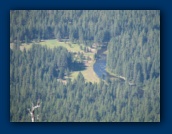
[10,10,160,122]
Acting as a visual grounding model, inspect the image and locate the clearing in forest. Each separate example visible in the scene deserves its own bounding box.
[10,39,99,83]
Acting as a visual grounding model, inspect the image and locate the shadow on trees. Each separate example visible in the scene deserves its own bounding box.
[70,62,86,72]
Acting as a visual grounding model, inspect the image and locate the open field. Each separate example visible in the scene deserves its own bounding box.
[10,39,99,83]
[10,39,83,52]
[69,60,99,83]
[10,43,33,51]
[39,39,83,53]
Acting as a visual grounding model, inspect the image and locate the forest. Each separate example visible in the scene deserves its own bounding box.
[10,10,160,122]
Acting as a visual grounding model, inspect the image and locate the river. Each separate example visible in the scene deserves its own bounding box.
[93,46,118,80]
[93,47,108,79]
[93,46,126,82]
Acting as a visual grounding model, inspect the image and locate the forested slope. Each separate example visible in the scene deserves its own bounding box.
[107,10,160,85]
[10,10,134,45]
[10,10,160,122]
[10,45,160,122]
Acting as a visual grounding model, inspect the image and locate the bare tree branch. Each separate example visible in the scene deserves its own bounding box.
[28,100,41,122]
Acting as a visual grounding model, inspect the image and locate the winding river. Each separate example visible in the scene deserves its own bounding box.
[93,47,108,79]
[93,46,120,80]
[93,46,126,82]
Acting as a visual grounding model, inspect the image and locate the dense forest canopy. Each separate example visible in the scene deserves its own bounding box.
[11,10,159,45]
[107,10,160,85]
[10,10,160,122]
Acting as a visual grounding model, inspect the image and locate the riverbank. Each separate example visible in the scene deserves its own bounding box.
[106,68,127,81]
[106,68,137,86]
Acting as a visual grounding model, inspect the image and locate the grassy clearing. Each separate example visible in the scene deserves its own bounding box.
[69,60,99,83]
[20,43,32,51]
[10,39,99,83]
[10,39,83,52]
[39,39,83,53]
[38,39,99,82]
[10,43,33,51]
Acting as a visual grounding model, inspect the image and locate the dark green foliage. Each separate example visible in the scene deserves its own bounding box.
[10,45,159,122]
[107,10,160,85]
[10,10,160,122]
[12,10,159,46]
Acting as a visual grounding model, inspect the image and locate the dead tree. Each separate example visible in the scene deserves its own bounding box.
[28,100,41,122]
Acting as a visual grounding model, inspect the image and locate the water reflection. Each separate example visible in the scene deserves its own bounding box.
[93,54,107,79]
[93,46,125,82]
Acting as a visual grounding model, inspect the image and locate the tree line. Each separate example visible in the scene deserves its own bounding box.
[107,10,160,85]
[10,44,160,122]
[10,10,130,45]
[10,10,160,122]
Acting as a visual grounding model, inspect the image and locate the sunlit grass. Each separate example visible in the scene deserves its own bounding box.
[10,39,99,83]
[68,60,99,83]
[39,39,82,53]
